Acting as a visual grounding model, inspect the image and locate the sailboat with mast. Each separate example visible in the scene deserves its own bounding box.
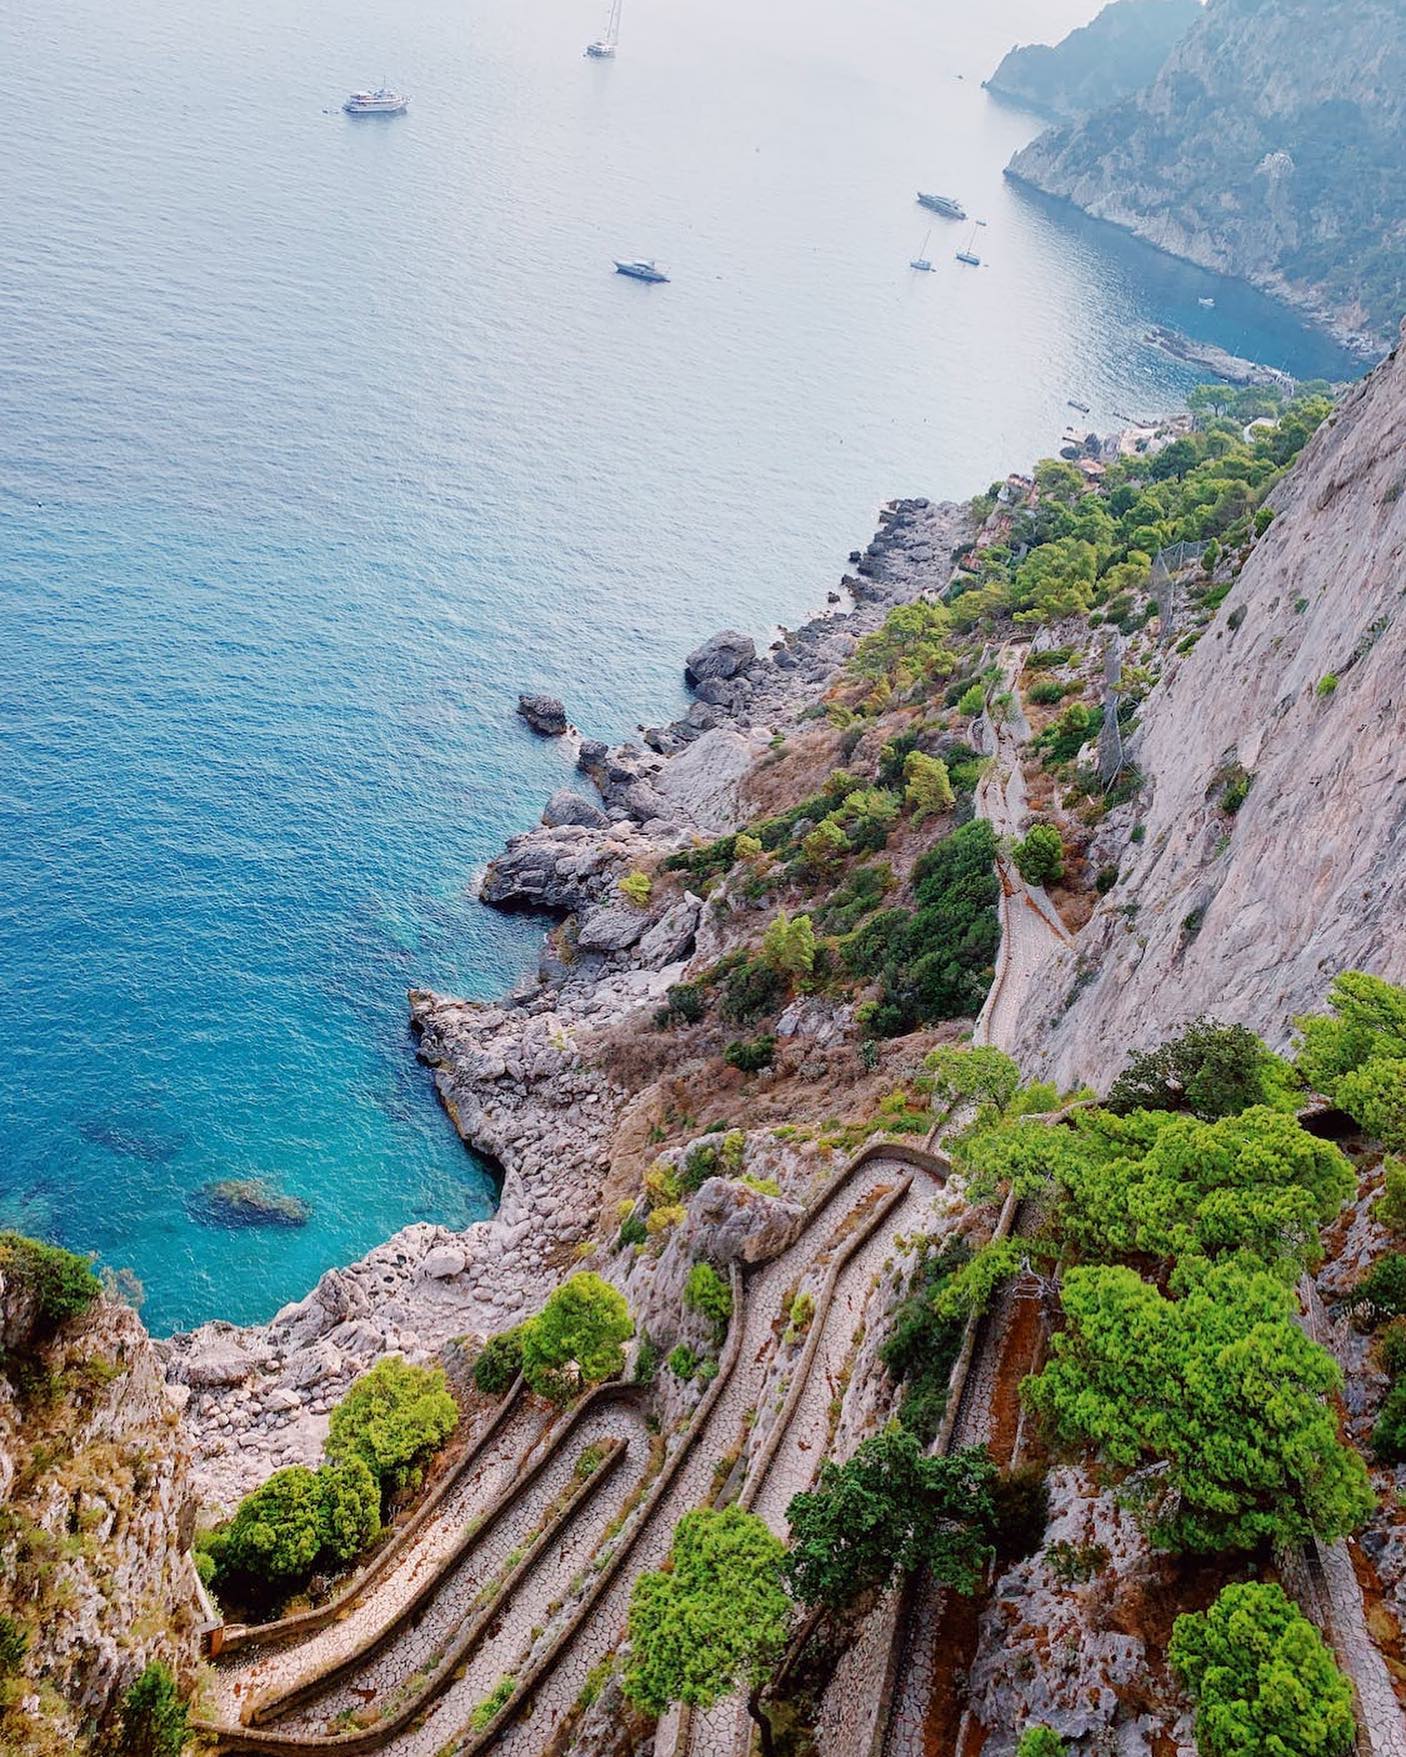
[910,228,934,272]
[955,222,981,267]
[585,0,622,57]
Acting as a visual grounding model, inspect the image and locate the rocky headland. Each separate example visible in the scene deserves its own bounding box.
[1004,0,1406,357]
[985,0,1200,123]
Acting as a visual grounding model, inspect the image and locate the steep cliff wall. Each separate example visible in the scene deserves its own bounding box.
[0,1284,201,1754]
[1021,324,1406,1086]
[985,0,1200,123]
[1006,0,1406,353]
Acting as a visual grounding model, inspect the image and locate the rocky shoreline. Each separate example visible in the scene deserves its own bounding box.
[163,494,972,1510]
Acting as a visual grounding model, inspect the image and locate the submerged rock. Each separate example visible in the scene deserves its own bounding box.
[187,1177,311,1230]
[517,692,569,735]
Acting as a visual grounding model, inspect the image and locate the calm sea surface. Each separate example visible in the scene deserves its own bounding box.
[0,0,1359,1333]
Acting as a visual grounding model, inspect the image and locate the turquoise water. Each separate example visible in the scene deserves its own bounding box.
[0,0,1359,1334]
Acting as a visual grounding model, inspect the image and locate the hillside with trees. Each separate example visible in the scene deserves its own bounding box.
[1005,0,1406,353]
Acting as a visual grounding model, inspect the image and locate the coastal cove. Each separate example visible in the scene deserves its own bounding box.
[0,0,1363,1335]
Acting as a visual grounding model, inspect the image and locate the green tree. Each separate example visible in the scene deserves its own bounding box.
[784,1428,995,1611]
[118,1661,188,1757]
[1050,1106,1354,1276]
[760,910,817,980]
[473,1326,525,1396]
[1012,825,1065,886]
[801,818,849,875]
[520,1272,634,1400]
[315,1457,382,1564]
[1168,1582,1354,1757]
[924,1045,1022,1123]
[326,1355,459,1496]
[1295,972,1406,1094]
[1034,458,1087,505]
[209,1465,330,1591]
[1023,1256,1375,1553]
[1105,1017,1292,1120]
[624,1507,791,1755]
[904,752,955,827]
[957,683,987,717]
[1335,1057,1406,1152]
[1016,1731,1067,1757]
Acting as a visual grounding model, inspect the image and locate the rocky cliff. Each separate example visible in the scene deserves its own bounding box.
[985,0,1200,123]
[0,1279,202,1754]
[1005,0,1406,354]
[1021,322,1406,1085]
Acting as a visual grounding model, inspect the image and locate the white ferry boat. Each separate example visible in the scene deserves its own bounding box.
[343,88,409,115]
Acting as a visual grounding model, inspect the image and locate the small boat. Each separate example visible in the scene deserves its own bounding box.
[917,192,966,220]
[614,258,669,283]
[955,224,981,266]
[343,87,408,115]
[586,0,622,57]
[910,228,934,272]
[1198,296,1216,309]
[1067,399,1091,414]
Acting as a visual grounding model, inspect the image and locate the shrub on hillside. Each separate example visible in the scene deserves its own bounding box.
[724,1035,777,1074]
[473,1326,525,1396]
[683,1263,733,1337]
[1012,825,1065,886]
[520,1272,633,1400]
[0,1232,102,1334]
[326,1355,459,1497]
[1168,1582,1354,1757]
[117,1661,188,1757]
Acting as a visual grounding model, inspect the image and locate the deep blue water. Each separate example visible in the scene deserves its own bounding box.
[0,0,1360,1333]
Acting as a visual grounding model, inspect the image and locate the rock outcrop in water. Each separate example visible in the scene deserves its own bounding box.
[985,0,1200,123]
[1021,322,1406,1084]
[1005,0,1406,355]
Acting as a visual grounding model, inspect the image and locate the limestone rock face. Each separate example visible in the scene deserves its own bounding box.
[1005,0,1406,352]
[480,821,659,913]
[968,1466,1189,1753]
[683,628,756,685]
[0,1298,201,1752]
[517,693,569,735]
[1023,331,1406,1085]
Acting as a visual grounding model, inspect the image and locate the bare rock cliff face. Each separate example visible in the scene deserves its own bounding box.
[1006,0,1406,353]
[1023,326,1406,1085]
[0,1291,201,1753]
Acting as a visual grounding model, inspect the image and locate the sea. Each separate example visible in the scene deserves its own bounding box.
[0,0,1361,1334]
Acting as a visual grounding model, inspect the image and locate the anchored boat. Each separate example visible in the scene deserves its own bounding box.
[586,0,622,57]
[917,192,966,219]
[614,258,669,283]
[343,87,408,115]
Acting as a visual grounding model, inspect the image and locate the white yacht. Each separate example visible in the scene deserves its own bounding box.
[614,258,669,283]
[586,0,622,57]
[917,192,966,220]
[343,87,408,115]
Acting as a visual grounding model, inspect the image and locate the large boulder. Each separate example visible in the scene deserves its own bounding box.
[684,629,756,686]
[575,903,649,954]
[517,693,569,736]
[542,788,608,830]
